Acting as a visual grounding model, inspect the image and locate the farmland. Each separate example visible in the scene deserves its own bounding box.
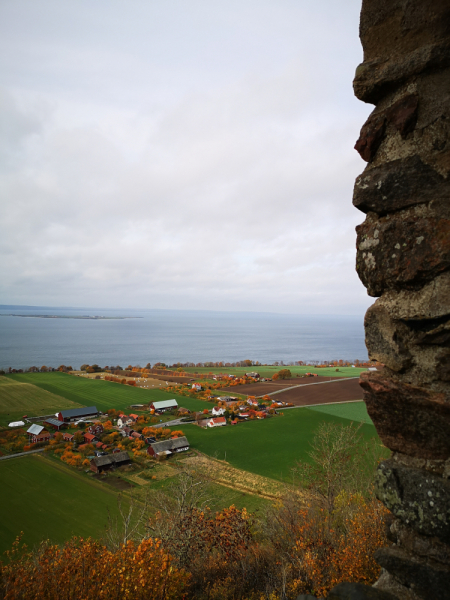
[308,400,373,425]
[3,372,212,415]
[0,371,383,556]
[182,365,368,378]
[0,454,122,554]
[179,404,384,482]
[0,376,83,427]
[0,451,268,555]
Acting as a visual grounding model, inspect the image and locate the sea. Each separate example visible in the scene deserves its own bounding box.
[0,305,368,370]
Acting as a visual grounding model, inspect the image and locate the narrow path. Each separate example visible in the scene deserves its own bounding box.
[0,448,45,461]
[267,376,360,396]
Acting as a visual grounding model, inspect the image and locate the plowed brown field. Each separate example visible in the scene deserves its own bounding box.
[222,377,362,406]
[221,376,352,397]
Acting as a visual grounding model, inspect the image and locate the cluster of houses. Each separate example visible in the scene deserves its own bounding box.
[25,402,191,474]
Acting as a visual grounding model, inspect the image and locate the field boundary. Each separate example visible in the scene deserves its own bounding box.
[282,399,364,410]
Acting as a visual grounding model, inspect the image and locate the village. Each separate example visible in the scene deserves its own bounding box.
[6,388,290,476]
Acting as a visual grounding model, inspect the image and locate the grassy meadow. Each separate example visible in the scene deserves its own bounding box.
[3,372,211,416]
[307,400,374,425]
[0,376,83,427]
[182,365,366,378]
[0,454,122,554]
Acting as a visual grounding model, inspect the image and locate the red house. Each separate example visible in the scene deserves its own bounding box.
[27,425,51,444]
[88,423,104,436]
[83,432,96,444]
[63,433,74,442]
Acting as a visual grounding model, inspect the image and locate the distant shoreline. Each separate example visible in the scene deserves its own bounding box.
[0,314,142,320]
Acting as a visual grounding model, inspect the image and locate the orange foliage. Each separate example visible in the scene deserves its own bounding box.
[1,536,189,600]
[170,430,184,438]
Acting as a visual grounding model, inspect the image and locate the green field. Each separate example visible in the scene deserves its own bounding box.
[0,454,123,554]
[0,376,83,427]
[180,407,383,482]
[182,365,367,378]
[4,372,211,416]
[307,401,374,425]
[0,453,267,555]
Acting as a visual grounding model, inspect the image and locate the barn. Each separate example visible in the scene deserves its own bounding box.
[58,406,99,422]
[43,418,66,431]
[26,424,51,444]
[90,451,132,474]
[150,399,178,414]
[147,436,190,458]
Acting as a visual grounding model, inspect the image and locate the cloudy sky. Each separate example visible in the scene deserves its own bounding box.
[0,0,373,315]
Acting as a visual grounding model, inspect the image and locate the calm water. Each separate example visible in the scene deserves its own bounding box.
[0,306,368,370]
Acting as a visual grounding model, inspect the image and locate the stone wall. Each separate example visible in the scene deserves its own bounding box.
[351,1,450,598]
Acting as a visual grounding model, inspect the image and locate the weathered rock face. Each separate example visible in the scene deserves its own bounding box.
[344,0,450,597]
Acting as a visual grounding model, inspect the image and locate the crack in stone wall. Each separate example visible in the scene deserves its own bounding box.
[343,1,450,598]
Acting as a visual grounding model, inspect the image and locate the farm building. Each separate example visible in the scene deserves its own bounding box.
[44,418,66,431]
[117,416,130,428]
[150,399,178,414]
[58,406,99,423]
[83,432,96,444]
[212,406,225,416]
[128,414,139,422]
[122,426,134,437]
[177,407,190,415]
[245,372,260,379]
[90,451,132,474]
[207,417,227,428]
[191,383,202,391]
[26,424,51,444]
[147,436,190,458]
[88,423,104,436]
[63,432,74,442]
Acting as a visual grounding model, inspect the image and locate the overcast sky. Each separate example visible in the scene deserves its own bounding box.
[0,0,373,315]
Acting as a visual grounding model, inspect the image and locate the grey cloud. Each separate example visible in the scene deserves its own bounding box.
[0,0,372,315]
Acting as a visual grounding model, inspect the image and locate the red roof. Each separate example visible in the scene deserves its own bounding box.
[84,433,96,442]
[210,417,226,425]
[96,441,103,448]
[129,414,138,419]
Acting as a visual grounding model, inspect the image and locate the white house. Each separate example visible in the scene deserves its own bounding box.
[207,417,227,428]
[212,406,225,416]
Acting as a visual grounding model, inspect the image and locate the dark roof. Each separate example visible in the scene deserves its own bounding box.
[91,451,131,468]
[44,418,64,427]
[60,406,98,419]
[149,436,189,453]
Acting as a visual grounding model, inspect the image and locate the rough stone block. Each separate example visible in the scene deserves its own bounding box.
[364,303,412,371]
[354,41,450,104]
[375,547,450,599]
[376,459,450,541]
[374,272,450,321]
[353,155,448,215]
[360,371,450,459]
[388,517,450,565]
[359,0,450,65]
[327,582,397,600]
[356,209,450,297]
